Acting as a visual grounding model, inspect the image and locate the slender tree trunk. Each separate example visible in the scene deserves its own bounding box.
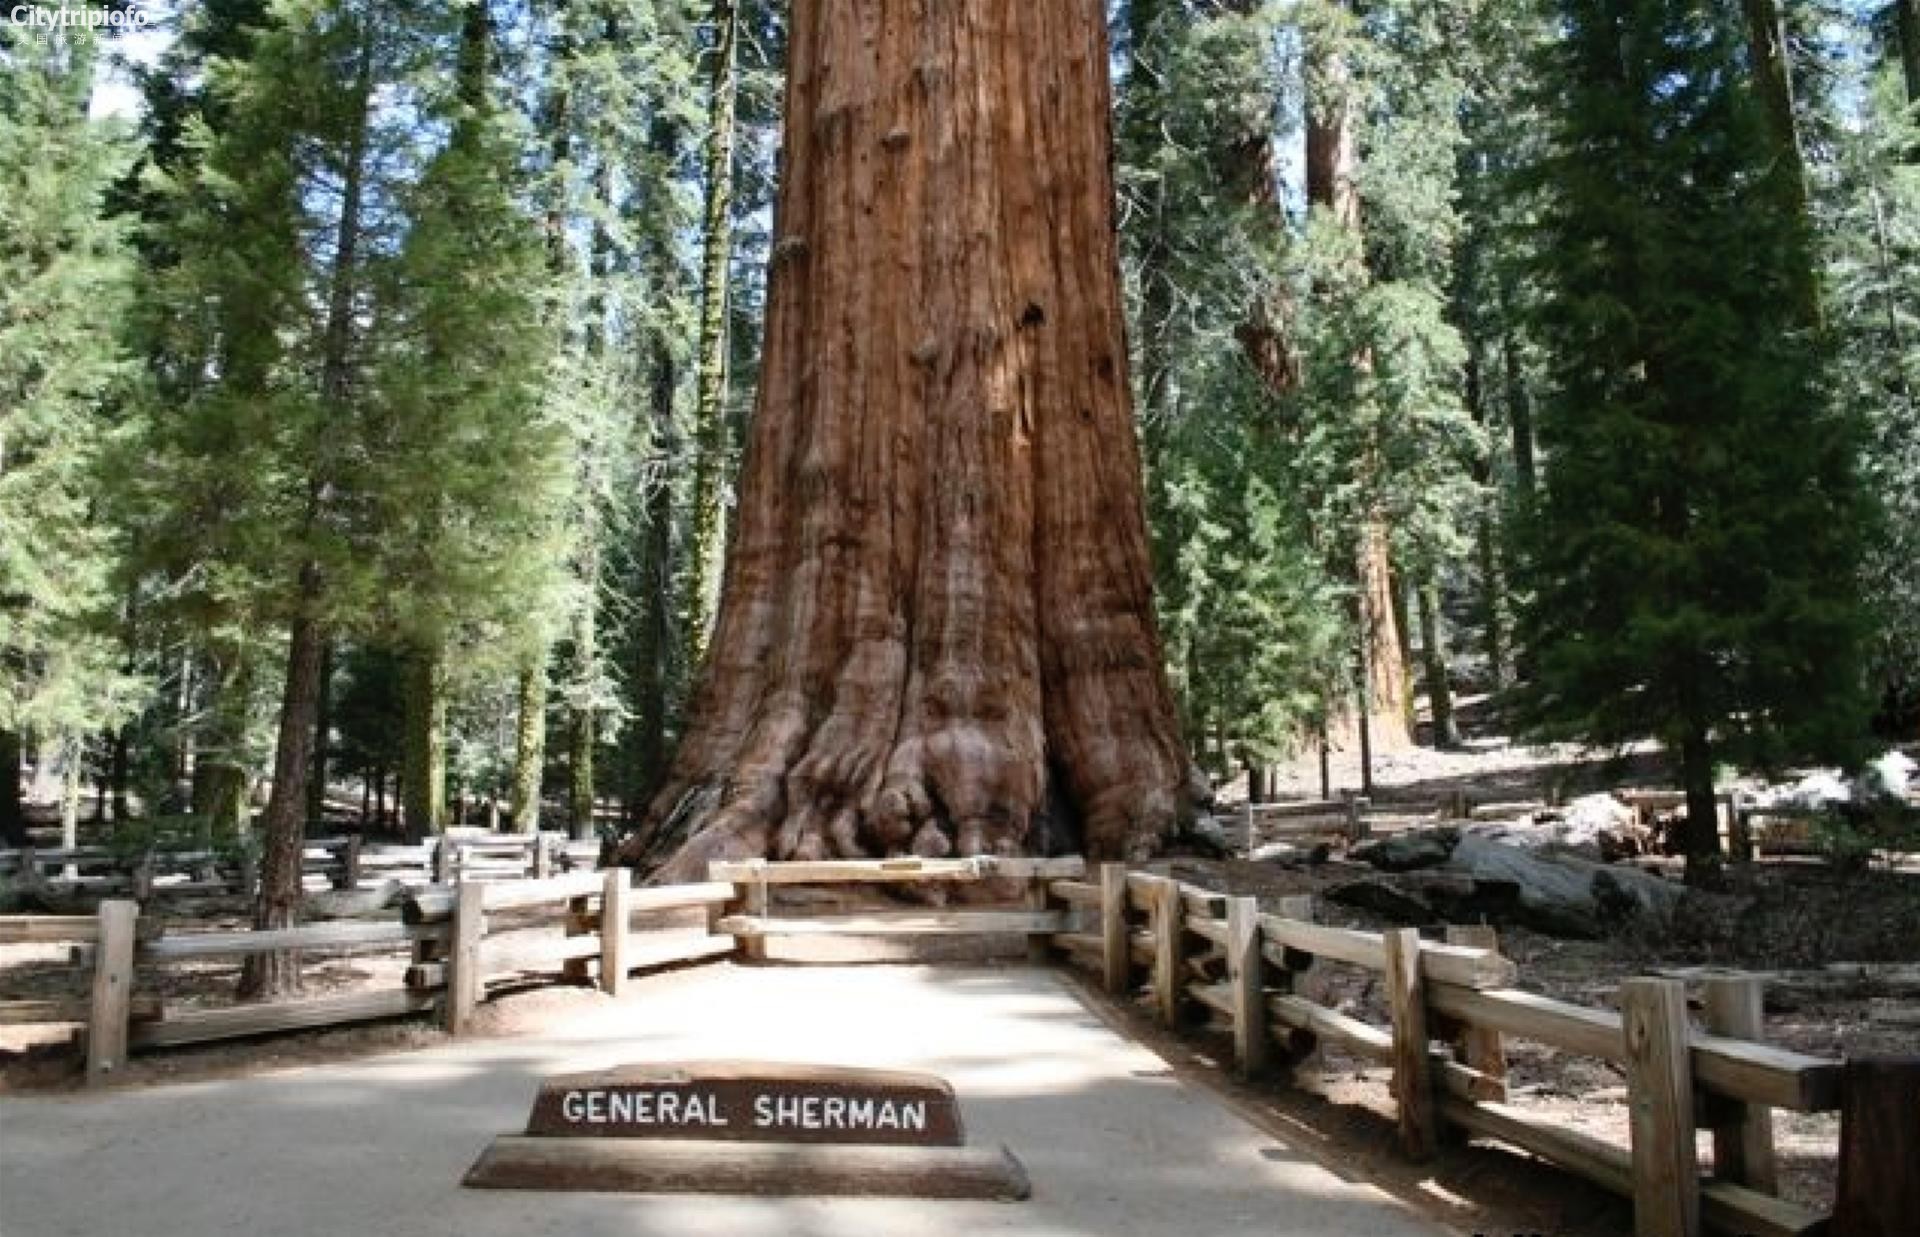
[1900,0,1920,105]
[681,0,741,672]
[305,639,332,826]
[1417,578,1458,749]
[1679,724,1724,887]
[402,647,447,842]
[566,607,596,840]
[172,651,195,793]
[1125,0,1184,433]
[1740,0,1809,212]
[195,650,252,838]
[0,728,24,846]
[109,726,130,824]
[1740,0,1820,324]
[58,735,81,854]
[630,238,679,809]
[509,658,547,833]
[1464,344,1508,689]
[1502,327,1536,501]
[239,602,325,997]
[624,0,1189,878]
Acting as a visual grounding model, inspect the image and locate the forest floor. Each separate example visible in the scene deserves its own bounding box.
[1170,700,1920,1221]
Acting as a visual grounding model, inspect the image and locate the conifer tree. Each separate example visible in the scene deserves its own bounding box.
[0,23,143,845]
[1514,0,1872,880]
[678,0,743,673]
[371,0,571,843]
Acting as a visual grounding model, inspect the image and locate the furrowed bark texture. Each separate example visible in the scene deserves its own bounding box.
[630,0,1188,879]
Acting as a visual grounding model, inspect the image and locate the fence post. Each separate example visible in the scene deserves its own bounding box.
[1444,924,1509,1100]
[1345,795,1371,843]
[1621,977,1699,1237]
[1241,800,1255,854]
[1383,928,1436,1159]
[1725,793,1753,863]
[434,837,454,885]
[86,900,138,1085]
[1701,975,1776,1193]
[1100,863,1130,995]
[336,835,362,890]
[1151,877,1183,1025]
[1024,875,1051,964]
[600,867,633,996]
[1833,1056,1920,1237]
[563,891,594,984]
[446,880,486,1035]
[534,833,553,880]
[1226,896,1267,1078]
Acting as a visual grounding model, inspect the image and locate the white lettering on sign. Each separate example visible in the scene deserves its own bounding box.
[559,1089,729,1127]
[750,1094,929,1132]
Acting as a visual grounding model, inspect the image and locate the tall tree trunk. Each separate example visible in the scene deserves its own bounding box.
[58,735,82,854]
[1416,578,1458,749]
[305,638,332,826]
[509,658,547,833]
[1502,327,1537,501]
[172,651,196,794]
[566,611,596,840]
[1307,3,1411,752]
[1125,0,1184,434]
[402,646,447,842]
[239,601,325,997]
[1679,724,1724,888]
[1464,344,1508,689]
[630,204,680,810]
[680,0,741,672]
[195,649,252,837]
[1740,0,1821,324]
[1900,0,1920,104]
[624,0,1189,878]
[0,727,24,846]
[1740,0,1810,212]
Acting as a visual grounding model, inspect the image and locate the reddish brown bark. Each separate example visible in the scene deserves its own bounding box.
[1306,8,1411,751]
[628,0,1189,879]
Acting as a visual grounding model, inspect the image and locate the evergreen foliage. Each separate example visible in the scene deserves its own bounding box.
[0,24,145,749]
[1512,0,1874,874]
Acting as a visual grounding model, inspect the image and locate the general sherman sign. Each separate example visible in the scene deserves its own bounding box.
[524,1060,966,1147]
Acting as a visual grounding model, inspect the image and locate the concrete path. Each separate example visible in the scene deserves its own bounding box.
[0,965,1447,1237]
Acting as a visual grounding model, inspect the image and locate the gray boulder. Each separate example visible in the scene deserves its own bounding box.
[1444,833,1683,938]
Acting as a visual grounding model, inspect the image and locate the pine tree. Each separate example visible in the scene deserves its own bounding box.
[678,0,743,673]
[1514,0,1873,881]
[0,24,144,844]
[1829,14,1920,727]
[368,0,571,844]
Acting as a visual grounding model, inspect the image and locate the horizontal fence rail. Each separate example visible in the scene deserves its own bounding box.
[1044,864,1868,1237]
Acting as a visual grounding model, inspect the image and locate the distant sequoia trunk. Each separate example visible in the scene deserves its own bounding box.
[624,0,1190,880]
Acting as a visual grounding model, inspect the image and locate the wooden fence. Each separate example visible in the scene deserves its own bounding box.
[0,830,600,900]
[1044,864,1850,1237]
[4,852,1903,1233]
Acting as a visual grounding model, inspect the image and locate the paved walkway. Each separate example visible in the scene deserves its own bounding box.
[0,965,1447,1237]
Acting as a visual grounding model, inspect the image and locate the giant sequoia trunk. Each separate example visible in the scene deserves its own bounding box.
[1306,9,1413,752]
[626,0,1189,879]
